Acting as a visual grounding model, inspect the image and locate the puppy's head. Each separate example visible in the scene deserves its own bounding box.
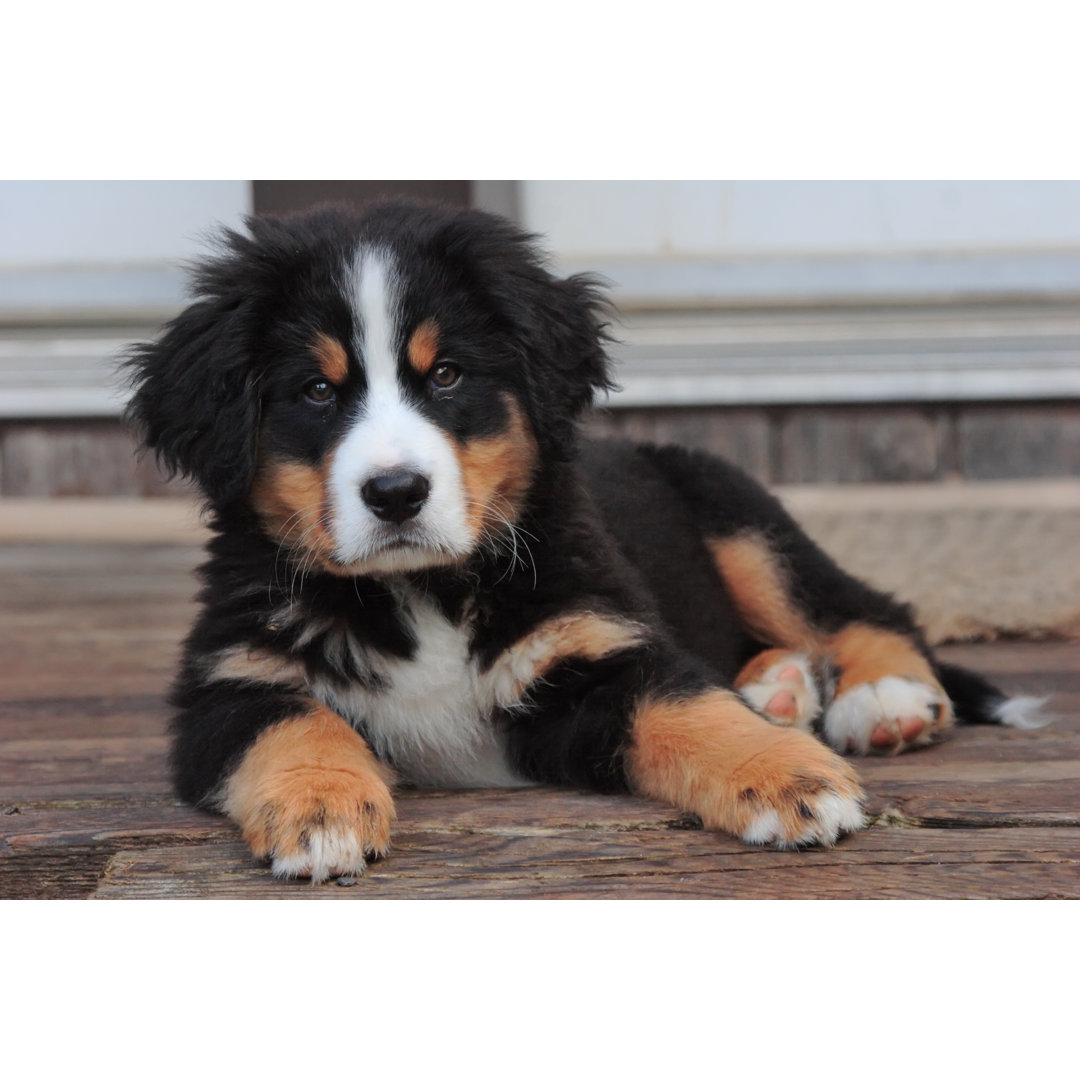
[126,200,613,575]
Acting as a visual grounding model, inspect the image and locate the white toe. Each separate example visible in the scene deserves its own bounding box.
[271,827,372,883]
[824,676,951,754]
[739,789,865,848]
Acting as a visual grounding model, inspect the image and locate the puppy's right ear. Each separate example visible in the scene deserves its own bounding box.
[124,264,258,508]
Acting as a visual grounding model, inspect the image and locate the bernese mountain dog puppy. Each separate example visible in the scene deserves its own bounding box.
[126,199,1045,882]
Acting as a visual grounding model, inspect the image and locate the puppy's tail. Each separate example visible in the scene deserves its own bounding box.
[936,662,1052,729]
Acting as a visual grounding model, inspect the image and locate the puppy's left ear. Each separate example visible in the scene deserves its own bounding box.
[522,269,617,421]
[490,261,617,453]
[441,210,616,448]
[124,291,259,508]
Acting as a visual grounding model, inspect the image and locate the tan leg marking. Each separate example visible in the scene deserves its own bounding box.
[222,705,396,882]
[626,690,864,847]
[827,624,936,696]
[406,318,440,377]
[207,645,306,688]
[456,397,539,541]
[313,332,349,385]
[706,533,817,651]
[708,527,953,755]
[489,612,644,705]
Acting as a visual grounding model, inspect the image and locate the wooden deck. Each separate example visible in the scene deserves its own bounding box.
[2,536,1078,899]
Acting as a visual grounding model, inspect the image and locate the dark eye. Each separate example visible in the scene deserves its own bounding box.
[304,379,336,404]
[429,362,462,390]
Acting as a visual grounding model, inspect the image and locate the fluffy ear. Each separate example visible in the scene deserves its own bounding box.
[520,269,617,415]
[438,210,617,453]
[124,280,259,508]
[505,266,618,458]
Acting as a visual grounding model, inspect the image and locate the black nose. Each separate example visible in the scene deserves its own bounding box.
[361,469,431,524]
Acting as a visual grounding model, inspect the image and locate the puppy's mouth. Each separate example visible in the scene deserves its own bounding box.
[367,517,438,550]
[328,521,467,576]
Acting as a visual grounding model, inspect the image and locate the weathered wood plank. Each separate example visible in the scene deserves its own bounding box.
[1,523,1077,899]
[585,407,772,483]
[5,724,1077,825]
[777,406,952,483]
[7,765,1079,899]
[0,736,170,800]
[0,423,183,498]
[0,499,207,545]
[958,405,1080,481]
[1,804,232,850]
[89,826,1080,900]
[0,694,170,741]
[937,640,1080,676]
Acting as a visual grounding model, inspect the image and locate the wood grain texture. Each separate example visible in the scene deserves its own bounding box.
[1,539,1077,900]
[958,405,1080,481]
[0,422,189,497]
[584,407,772,483]
[89,827,1080,900]
[776,407,952,484]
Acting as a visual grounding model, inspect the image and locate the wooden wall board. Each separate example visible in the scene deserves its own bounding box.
[3,401,1080,496]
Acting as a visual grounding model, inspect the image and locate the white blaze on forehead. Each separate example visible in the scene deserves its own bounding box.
[355,247,399,391]
[325,247,472,571]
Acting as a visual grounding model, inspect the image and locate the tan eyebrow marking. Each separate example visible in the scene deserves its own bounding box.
[406,319,440,376]
[313,332,349,384]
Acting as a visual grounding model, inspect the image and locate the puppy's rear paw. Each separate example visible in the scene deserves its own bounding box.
[825,676,953,755]
[736,651,822,731]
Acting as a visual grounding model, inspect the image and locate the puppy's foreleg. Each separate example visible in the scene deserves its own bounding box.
[625,688,865,847]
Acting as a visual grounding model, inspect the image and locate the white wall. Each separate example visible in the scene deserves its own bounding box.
[0,182,252,417]
[0,181,251,265]
[521,181,1080,260]
[0,181,252,319]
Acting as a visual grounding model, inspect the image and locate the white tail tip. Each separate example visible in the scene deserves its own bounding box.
[992,695,1053,730]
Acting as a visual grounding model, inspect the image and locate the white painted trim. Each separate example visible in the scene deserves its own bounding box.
[607,362,1080,408]
[0,388,127,418]
[0,328,145,418]
[604,301,1080,407]
[563,252,1080,310]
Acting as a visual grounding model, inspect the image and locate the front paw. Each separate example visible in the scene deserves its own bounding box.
[222,708,396,883]
[824,676,954,755]
[729,729,866,848]
[247,772,394,882]
[628,690,866,849]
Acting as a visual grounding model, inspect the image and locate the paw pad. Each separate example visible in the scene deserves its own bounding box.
[738,654,822,731]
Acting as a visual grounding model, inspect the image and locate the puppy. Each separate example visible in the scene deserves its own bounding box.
[126,199,1045,882]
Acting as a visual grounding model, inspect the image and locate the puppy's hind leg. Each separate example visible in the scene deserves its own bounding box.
[645,444,957,756]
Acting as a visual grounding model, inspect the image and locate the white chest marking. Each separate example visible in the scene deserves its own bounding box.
[311,593,531,789]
